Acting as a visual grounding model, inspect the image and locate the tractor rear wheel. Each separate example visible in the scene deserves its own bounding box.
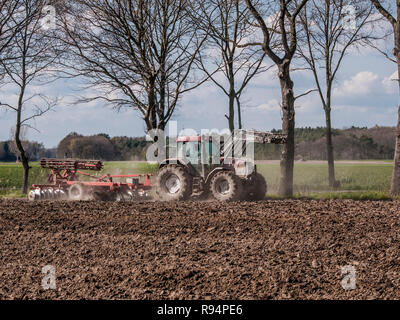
[210,171,243,201]
[156,165,192,201]
[242,173,267,201]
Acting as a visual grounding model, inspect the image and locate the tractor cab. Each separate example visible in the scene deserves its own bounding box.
[176,136,202,163]
[175,133,259,179]
[176,136,220,164]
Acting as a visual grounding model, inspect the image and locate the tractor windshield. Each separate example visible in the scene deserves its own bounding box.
[177,140,221,164]
[178,141,199,163]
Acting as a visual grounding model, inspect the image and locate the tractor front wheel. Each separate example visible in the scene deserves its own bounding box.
[210,171,243,201]
[156,165,192,201]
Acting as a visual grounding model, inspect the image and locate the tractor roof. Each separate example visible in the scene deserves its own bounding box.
[176,136,201,142]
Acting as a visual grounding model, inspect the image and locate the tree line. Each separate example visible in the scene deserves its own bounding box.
[0,140,55,161]
[56,133,149,160]
[0,0,399,196]
[1,126,395,162]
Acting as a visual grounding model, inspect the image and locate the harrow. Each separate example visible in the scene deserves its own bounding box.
[28,158,152,201]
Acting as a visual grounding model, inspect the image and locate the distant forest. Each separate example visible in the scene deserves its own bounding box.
[0,126,396,162]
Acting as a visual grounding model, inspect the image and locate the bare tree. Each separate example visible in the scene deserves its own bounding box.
[0,0,60,194]
[245,0,308,196]
[8,126,27,162]
[59,0,207,133]
[0,2,20,52]
[192,0,270,131]
[297,0,376,187]
[0,1,30,82]
[369,0,400,195]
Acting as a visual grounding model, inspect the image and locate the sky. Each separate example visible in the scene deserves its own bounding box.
[0,29,399,148]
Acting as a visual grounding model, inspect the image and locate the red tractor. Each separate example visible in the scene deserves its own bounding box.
[155,130,287,201]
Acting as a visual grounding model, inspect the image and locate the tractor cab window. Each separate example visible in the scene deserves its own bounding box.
[208,140,221,158]
[178,141,199,164]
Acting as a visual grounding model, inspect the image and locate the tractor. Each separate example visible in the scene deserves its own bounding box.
[155,130,287,201]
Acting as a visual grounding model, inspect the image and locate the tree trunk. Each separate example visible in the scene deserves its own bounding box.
[391,4,400,196]
[21,154,29,194]
[145,79,158,132]
[324,106,336,187]
[228,88,235,132]
[14,73,30,194]
[236,95,242,129]
[390,107,400,196]
[391,107,400,195]
[15,111,29,194]
[277,61,295,196]
[227,59,235,132]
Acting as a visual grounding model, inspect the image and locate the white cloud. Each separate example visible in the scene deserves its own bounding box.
[333,71,379,97]
[382,71,398,94]
[254,99,281,112]
[333,105,368,113]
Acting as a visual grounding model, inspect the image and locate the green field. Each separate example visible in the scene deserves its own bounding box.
[0,161,395,199]
[258,162,393,192]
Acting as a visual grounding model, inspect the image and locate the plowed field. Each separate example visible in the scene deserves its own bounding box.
[1,199,399,299]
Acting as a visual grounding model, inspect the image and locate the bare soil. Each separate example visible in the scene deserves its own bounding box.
[0,199,400,299]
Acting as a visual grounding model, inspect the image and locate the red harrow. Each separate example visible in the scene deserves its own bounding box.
[28,158,152,201]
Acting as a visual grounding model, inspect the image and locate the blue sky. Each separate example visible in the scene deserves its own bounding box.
[0,43,398,148]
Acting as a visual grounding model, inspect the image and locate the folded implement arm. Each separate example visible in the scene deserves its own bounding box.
[220,130,288,159]
[245,130,288,144]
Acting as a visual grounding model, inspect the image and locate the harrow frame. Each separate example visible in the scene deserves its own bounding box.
[29,158,152,201]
